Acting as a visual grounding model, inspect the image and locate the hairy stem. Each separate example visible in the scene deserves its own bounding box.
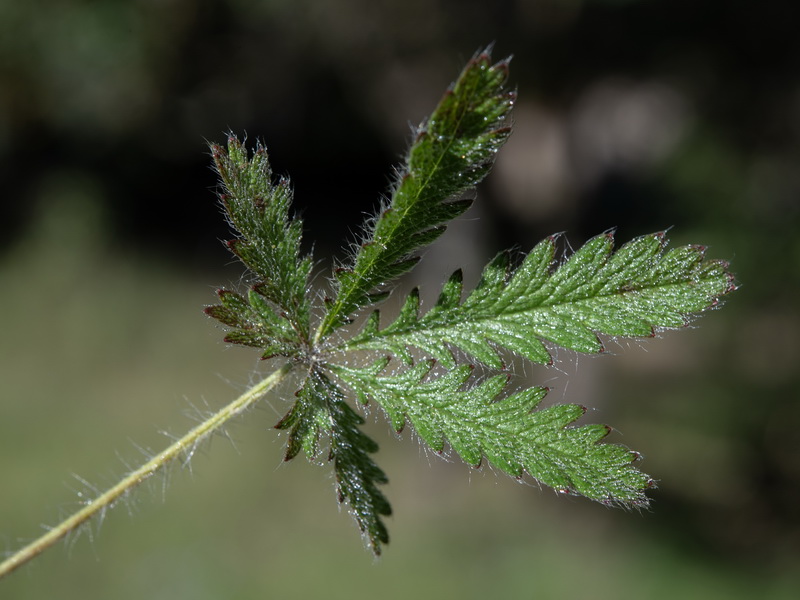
[0,362,294,580]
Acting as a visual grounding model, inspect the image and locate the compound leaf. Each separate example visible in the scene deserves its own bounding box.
[200,48,737,559]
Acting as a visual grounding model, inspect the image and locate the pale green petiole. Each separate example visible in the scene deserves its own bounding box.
[0,362,294,580]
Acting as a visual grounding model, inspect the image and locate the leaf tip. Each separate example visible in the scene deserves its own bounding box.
[495,55,513,72]
[209,143,225,158]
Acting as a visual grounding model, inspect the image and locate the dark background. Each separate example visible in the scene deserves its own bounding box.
[2,1,798,598]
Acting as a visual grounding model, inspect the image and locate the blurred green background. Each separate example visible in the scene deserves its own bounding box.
[2,0,798,598]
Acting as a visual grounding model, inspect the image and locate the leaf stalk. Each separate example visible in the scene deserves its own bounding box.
[0,362,294,580]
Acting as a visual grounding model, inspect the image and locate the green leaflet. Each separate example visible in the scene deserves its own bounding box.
[326,380,392,555]
[275,371,391,554]
[336,231,737,369]
[330,359,652,505]
[205,136,313,354]
[315,47,515,342]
